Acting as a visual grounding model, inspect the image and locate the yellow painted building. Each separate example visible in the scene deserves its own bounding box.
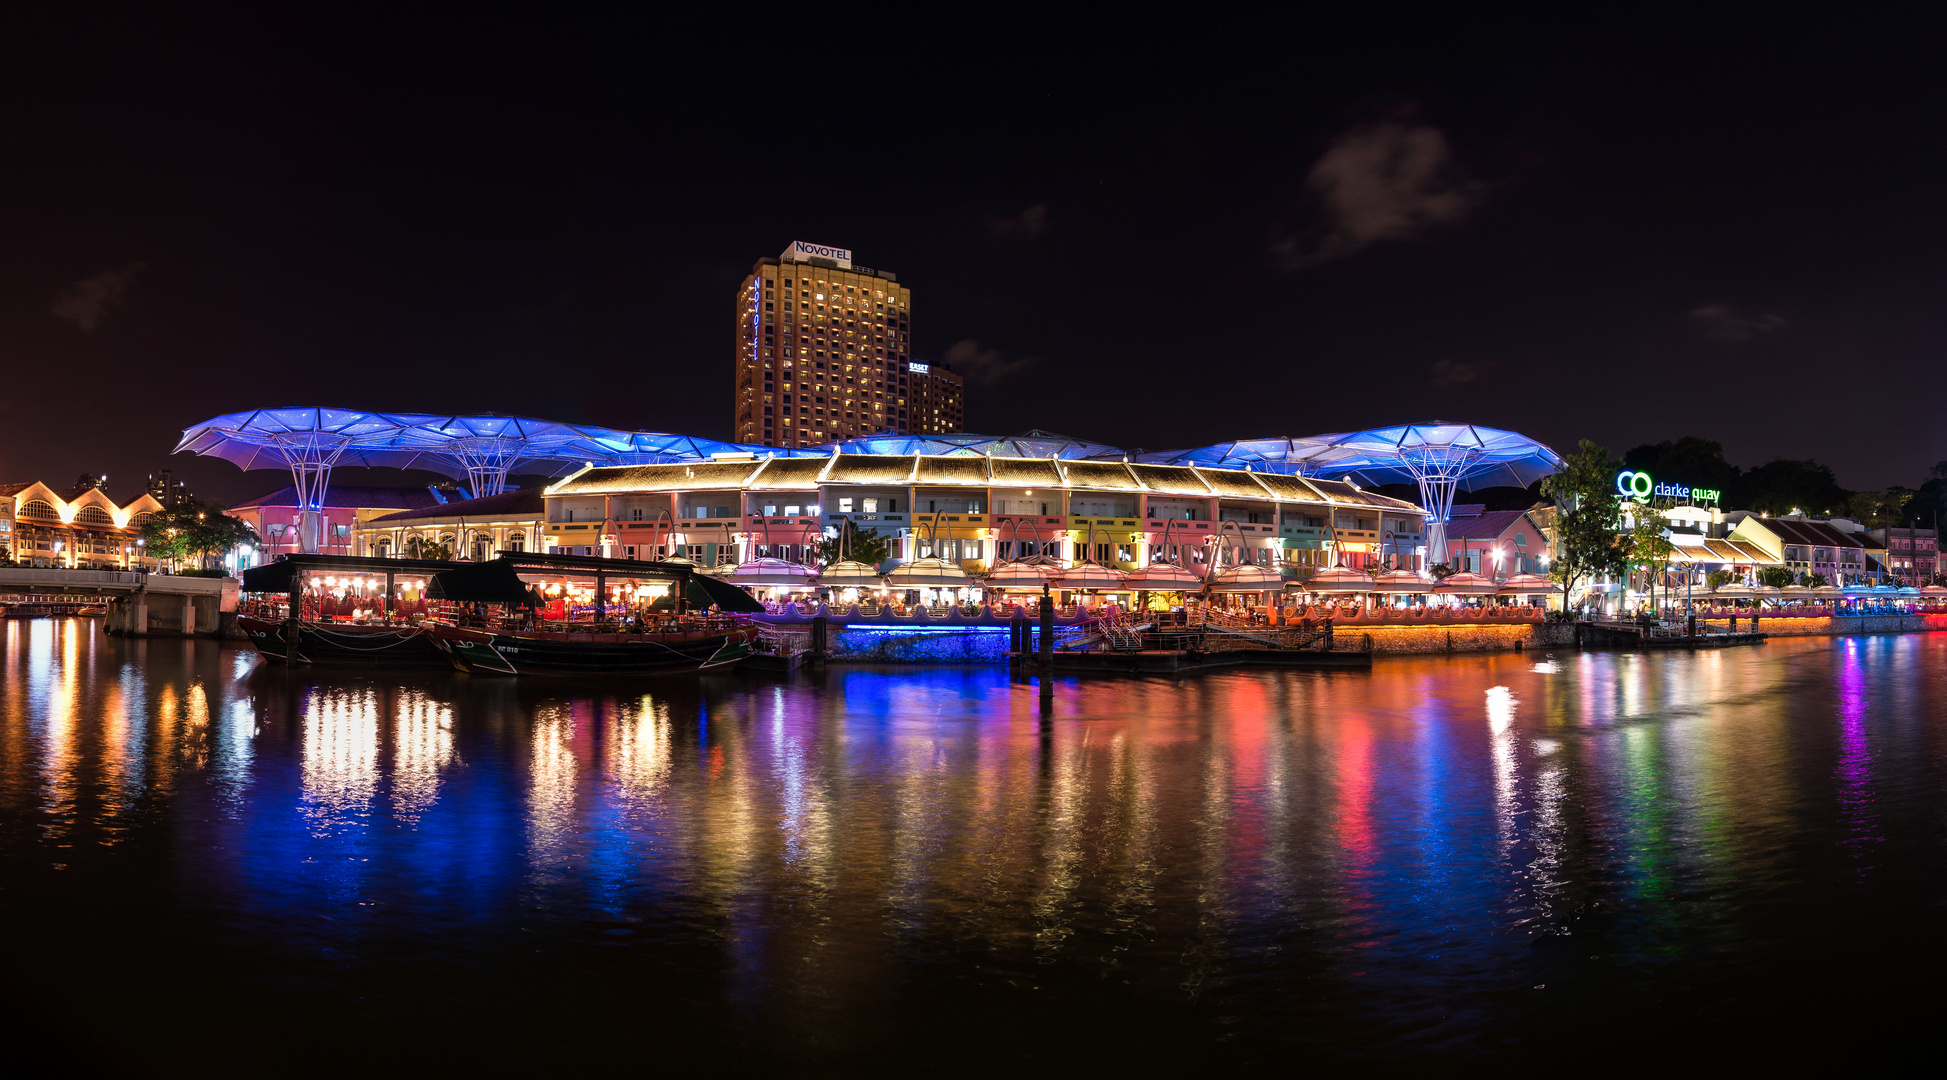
[0,481,165,568]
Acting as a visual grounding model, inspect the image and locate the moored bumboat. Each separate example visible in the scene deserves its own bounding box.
[237,613,452,667]
[426,617,754,675]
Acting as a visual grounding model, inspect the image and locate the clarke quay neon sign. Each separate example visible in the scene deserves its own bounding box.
[1615,470,1720,505]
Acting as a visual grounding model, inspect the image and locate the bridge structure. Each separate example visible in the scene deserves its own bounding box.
[0,568,238,637]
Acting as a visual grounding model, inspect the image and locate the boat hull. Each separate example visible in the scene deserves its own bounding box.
[238,615,451,668]
[428,623,752,675]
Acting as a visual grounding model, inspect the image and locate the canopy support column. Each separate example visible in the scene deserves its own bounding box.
[289,461,332,555]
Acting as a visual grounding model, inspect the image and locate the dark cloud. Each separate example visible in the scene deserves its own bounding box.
[1273,111,1479,269]
[52,262,147,333]
[984,203,1049,241]
[941,339,1039,387]
[1429,357,1499,387]
[1689,303,1789,341]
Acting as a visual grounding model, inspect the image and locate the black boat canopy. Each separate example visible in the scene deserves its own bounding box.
[241,554,462,593]
[240,550,762,614]
[426,555,761,613]
[426,560,541,605]
[688,574,765,613]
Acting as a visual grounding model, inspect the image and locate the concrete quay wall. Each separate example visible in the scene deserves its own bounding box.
[1360,624,1540,655]
[1743,614,1941,637]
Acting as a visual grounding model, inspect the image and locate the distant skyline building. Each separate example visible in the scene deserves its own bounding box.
[906,361,964,436]
[734,241,916,448]
[146,469,192,507]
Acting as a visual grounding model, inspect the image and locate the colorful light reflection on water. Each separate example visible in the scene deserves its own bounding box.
[3,619,1947,1072]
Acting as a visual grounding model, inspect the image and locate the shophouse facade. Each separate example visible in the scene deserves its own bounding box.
[1726,515,1869,583]
[1441,505,1549,576]
[1868,525,1939,583]
[229,485,446,562]
[353,489,546,561]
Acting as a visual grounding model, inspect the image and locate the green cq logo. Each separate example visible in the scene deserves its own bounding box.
[1615,470,1721,504]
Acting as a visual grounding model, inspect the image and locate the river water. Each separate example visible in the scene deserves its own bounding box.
[3,619,1944,1074]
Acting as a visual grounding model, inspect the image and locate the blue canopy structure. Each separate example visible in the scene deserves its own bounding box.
[817,429,1127,459]
[1134,435,1348,474]
[175,409,811,551]
[1141,423,1562,564]
[178,409,1556,566]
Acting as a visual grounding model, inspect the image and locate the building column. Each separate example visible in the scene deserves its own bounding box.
[181,593,196,636]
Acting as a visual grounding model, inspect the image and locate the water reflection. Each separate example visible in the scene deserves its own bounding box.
[4,620,1946,1069]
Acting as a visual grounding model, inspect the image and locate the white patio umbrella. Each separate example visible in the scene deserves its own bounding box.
[1433,571,1499,596]
[1712,583,1756,598]
[1057,563,1130,591]
[1303,566,1373,593]
[1125,562,1201,590]
[724,557,816,588]
[1775,585,1810,599]
[986,561,1058,587]
[1498,572,1553,594]
[818,559,886,585]
[1921,584,1947,597]
[1812,585,1848,600]
[886,558,971,588]
[1208,564,1283,593]
[1370,569,1431,593]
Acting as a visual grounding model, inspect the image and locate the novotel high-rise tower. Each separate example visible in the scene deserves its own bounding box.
[734,242,959,448]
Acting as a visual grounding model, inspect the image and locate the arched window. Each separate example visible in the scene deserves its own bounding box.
[131,512,156,527]
[75,506,113,525]
[373,538,391,556]
[1514,534,1527,547]
[17,500,57,521]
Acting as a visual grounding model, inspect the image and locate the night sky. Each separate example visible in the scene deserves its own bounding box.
[6,9,1946,504]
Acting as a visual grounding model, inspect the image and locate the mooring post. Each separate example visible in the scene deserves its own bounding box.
[286,571,302,666]
[810,613,828,666]
[1039,583,1054,672]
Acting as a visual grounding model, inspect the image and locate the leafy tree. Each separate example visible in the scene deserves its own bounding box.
[138,501,259,570]
[1428,561,1456,581]
[1806,572,1830,589]
[1628,506,1676,613]
[816,519,890,567]
[1622,436,1741,501]
[1738,458,1846,516]
[1706,569,1732,590]
[404,535,453,561]
[1541,440,1628,616]
[1757,565,1795,588]
[1916,463,1947,528]
[1846,489,1912,529]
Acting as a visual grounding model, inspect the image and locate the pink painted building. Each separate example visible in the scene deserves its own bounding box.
[1441,505,1548,576]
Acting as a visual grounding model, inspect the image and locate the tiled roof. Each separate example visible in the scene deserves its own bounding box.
[367,488,544,523]
[1442,509,1532,541]
[229,485,446,512]
[1762,518,1865,549]
[0,482,35,497]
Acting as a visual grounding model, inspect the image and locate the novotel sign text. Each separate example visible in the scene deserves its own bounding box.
[782,240,853,268]
[1615,470,1721,504]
